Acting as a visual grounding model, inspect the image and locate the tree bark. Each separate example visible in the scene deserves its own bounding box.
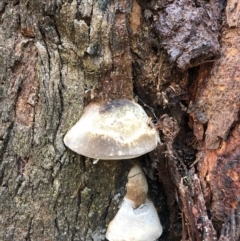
[0,0,239,241]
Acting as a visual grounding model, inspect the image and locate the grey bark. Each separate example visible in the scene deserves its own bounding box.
[0,1,133,240]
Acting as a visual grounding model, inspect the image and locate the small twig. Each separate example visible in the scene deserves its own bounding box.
[134,95,158,121]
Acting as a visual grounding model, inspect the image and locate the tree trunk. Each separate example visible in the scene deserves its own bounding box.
[0,0,239,241]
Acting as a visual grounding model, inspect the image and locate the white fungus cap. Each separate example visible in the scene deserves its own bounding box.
[64,99,160,159]
[105,198,163,241]
[106,165,163,241]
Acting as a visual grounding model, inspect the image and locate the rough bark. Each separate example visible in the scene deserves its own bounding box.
[0,1,163,240]
[0,1,134,240]
[192,1,240,237]
[0,0,239,241]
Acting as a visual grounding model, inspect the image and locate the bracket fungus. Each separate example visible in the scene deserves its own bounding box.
[64,99,159,159]
[106,165,163,241]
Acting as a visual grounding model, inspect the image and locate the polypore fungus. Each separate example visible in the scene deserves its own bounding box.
[64,99,159,159]
[106,165,163,241]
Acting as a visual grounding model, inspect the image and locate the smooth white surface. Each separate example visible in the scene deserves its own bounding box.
[106,198,163,241]
[64,99,160,159]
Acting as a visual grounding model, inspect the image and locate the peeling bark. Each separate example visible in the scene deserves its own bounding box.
[153,0,221,69]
